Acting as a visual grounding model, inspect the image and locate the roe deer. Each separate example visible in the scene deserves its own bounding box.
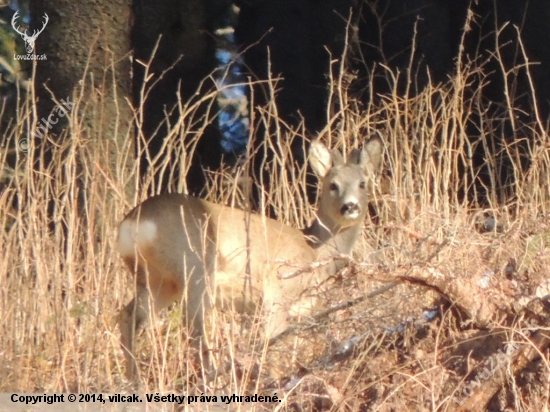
[117,137,383,379]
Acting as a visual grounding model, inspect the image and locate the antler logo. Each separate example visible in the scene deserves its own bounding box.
[11,11,49,54]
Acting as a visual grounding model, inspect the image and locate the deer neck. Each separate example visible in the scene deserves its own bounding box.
[303,213,362,259]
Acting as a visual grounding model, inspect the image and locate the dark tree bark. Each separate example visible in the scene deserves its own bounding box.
[26,0,133,250]
[30,0,133,147]
[29,0,133,226]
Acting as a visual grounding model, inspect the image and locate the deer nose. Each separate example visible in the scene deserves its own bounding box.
[341,202,361,217]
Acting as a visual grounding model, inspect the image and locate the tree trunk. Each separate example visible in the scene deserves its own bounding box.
[30,0,133,148]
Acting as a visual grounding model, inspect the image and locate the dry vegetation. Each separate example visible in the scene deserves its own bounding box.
[2,36,550,411]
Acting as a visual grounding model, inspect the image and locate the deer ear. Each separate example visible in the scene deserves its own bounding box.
[309,140,333,177]
[352,136,383,174]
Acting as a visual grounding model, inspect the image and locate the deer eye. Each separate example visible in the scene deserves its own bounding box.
[359,181,366,189]
[329,183,338,192]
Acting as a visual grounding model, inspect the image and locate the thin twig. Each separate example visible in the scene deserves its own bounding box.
[267,281,400,347]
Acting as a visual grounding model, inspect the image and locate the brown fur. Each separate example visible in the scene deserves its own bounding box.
[117,138,383,379]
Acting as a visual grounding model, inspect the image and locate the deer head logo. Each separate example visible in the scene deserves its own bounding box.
[11,11,49,54]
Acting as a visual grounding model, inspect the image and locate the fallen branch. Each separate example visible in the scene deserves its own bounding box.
[267,281,400,347]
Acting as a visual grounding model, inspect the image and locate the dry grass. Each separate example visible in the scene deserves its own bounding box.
[2,33,550,411]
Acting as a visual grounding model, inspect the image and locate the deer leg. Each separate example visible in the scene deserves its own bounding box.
[119,286,150,380]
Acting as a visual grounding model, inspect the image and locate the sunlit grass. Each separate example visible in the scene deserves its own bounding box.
[1,30,550,410]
